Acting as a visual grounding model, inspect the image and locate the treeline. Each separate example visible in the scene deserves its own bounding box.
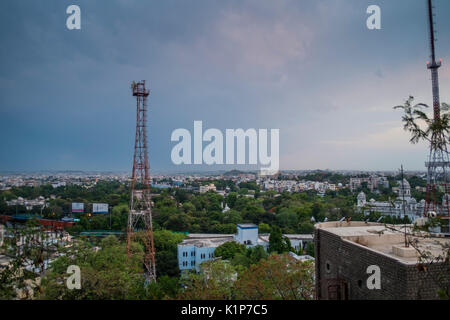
[1,178,425,235]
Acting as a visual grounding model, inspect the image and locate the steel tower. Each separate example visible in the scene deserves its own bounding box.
[423,0,449,218]
[128,80,156,283]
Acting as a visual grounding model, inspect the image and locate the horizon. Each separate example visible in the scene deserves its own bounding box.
[0,167,428,176]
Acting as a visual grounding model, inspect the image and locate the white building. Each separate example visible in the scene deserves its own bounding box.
[357,179,428,222]
[199,184,216,193]
[178,224,314,271]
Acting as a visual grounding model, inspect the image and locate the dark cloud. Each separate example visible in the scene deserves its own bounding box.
[0,0,449,171]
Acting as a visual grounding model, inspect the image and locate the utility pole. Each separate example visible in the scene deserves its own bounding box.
[400,165,408,247]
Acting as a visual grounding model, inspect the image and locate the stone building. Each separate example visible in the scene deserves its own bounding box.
[314,221,450,300]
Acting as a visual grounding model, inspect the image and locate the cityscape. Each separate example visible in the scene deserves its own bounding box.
[0,0,449,309]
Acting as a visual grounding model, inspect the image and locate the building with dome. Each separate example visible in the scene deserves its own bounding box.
[356,179,430,222]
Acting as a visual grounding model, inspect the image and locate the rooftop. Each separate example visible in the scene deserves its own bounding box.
[237,224,258,228]
[315,221,450,265]
[258,234,313,242]
[178,236,235,248]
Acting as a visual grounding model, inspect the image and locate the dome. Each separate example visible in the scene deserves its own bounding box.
[357,191,366,200]
[409,198,417,204]
[398,179,410,188]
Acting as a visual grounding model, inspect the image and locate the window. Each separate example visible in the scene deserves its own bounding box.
[326,261,331,273]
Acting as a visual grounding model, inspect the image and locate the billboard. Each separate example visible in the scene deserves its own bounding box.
[72,202,84,213]
[93,203,109,214]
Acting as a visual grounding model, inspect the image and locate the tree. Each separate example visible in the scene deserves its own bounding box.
[180,260,237,300]
[268,226,291,254]
[153,230,185,277]
[305,242,315,257]
[0,222,50,299]
[276,209,298,230]
[231,245,268,268]
[258,223,271,234]
[163,213,190,232]
[234,254,315,300]
[214,241,246,260]
[298,222,314,234]
[394,96,449,148]
[146,275,180,299]
[39,237,147,299]
[222,210,243,225]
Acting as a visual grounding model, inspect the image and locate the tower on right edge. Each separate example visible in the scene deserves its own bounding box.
[423,0,450,228]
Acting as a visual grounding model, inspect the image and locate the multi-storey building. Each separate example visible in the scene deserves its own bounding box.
[178,224,314,271]
[350,176,389,192]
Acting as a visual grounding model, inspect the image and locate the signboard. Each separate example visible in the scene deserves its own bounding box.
[72,202,84,213]
[93,203,109,214]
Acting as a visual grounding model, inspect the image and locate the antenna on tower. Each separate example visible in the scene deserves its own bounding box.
[127,80,157,284]
[423,0,450,227]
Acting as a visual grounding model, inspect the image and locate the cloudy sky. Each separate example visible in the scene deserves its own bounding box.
[1,0,449,172]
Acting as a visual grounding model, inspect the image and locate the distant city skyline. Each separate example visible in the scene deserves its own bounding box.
[1,0,450,172]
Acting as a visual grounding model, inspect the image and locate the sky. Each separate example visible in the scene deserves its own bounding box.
[0,0,449,173]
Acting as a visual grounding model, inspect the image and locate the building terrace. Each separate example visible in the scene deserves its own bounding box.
[314,221,450,300]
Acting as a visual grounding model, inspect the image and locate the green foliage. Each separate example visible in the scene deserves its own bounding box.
[181,254,315,300]
[234,253,315,300]
[298,222,314,234]
[258,222,271,234]
[39,237,147,299]
[268,226,291,254]
[153,230,185,277]
[231,245,268,268]
[214,241,246,260]
[180,260,238,299]
[305,242,315,257]
[394,96,450,148]
[0,223,49,299]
